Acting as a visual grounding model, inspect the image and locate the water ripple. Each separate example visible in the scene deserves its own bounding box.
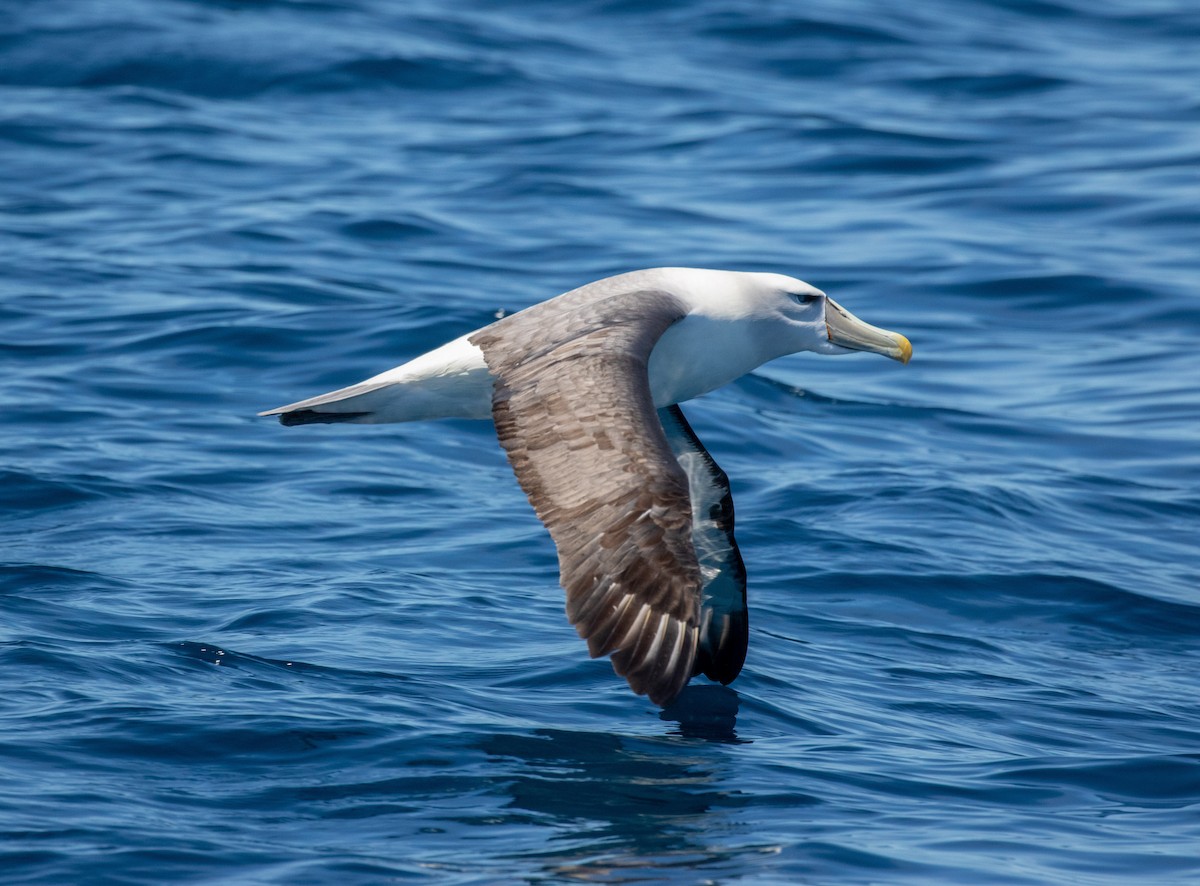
[3,0,1200,883]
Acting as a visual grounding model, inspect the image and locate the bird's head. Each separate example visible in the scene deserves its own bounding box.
[738,271,912,364]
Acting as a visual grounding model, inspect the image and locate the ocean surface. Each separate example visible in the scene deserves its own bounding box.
[3,0,1199,882]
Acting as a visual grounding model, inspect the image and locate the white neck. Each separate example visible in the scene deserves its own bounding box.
[644,268,805,406]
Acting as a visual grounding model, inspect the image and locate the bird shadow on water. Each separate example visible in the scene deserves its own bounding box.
[476,685,750,880]
[659,683,745,743]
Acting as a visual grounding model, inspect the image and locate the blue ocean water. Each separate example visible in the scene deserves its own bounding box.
[3,0,1200,881]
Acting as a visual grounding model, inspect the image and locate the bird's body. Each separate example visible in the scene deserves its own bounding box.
[263,268,911,704]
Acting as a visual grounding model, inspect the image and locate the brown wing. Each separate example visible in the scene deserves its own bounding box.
[471,287,702,706]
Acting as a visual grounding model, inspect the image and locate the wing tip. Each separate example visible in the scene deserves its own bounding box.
[256,380,392,426]
[257,407,371,426]
[610,618,699,707]
[695,611,749,686]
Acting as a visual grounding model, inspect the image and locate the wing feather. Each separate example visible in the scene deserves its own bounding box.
[471,287,703,705]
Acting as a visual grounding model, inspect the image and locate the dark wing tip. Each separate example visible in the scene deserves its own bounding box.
[695,610,748,685]
[268,409,370,427]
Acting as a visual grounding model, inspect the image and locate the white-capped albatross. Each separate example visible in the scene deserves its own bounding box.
[261,268,911,706]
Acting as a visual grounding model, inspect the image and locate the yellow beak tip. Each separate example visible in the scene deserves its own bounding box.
[895,335,913,365]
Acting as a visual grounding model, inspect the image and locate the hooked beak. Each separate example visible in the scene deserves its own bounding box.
[825,297,912,364]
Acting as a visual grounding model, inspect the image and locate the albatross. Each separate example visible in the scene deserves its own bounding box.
[261,268,911,705]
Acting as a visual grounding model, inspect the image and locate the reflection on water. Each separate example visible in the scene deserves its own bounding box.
[478,691,754,881]
[660,684,744,743]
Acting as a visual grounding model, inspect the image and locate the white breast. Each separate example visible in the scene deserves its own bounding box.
[647,313,766,407]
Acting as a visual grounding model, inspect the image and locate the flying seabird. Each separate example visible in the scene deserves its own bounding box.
[261,268,911,705]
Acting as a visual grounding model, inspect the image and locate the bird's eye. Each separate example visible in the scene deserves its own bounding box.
[790,292,820,305]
